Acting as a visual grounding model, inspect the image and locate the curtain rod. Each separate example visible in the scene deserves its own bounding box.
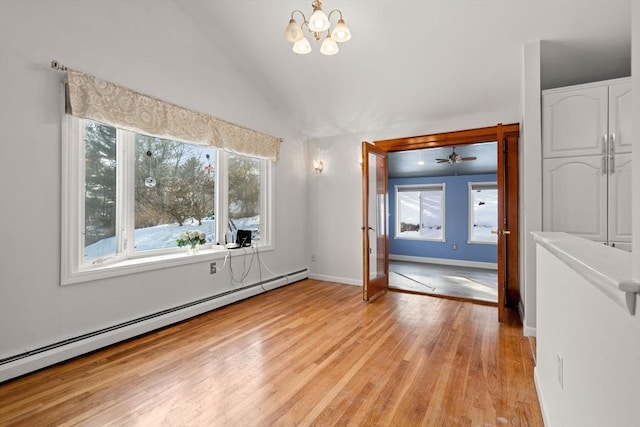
[50,60,67,71]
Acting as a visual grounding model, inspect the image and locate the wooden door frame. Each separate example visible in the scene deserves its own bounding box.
[374,123,520,317]
[362,141,390,301]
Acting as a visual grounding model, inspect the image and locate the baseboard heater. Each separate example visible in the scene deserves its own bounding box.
[0,268,308,380]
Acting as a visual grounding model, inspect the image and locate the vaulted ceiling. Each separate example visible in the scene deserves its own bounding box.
[176,1,631,140]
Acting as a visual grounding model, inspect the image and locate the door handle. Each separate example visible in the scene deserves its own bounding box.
[491,229,511,236]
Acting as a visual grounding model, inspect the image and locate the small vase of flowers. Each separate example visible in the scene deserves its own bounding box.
[177,230,206,255]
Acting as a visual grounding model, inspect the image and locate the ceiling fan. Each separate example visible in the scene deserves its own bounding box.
[436,147,477,164]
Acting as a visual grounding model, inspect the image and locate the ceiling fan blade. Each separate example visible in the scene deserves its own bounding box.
[461,156,477,161]
[436,159,449,163]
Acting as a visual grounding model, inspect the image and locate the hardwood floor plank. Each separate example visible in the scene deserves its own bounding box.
[0,279,542,426]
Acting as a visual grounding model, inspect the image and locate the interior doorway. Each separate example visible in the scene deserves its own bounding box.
[385,140,500,304]
[366,124,520,322]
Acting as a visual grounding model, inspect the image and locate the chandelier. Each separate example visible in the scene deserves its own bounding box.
[284,0,352,55]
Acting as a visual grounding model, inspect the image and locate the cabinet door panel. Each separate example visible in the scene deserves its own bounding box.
[542,86,608,158]
[609,81,632,154]
[543,156,607,241]
[608,153,632,242]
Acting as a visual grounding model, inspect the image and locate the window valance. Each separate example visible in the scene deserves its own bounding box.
[65,69,282,161]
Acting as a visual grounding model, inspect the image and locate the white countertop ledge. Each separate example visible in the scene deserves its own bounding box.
[531,231,640,315]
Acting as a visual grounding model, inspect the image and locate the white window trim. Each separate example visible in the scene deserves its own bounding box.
[394,183,446,242]
[61,116,273,286]
[467,181,498,245]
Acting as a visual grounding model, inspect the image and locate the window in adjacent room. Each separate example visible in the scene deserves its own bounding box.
[395,184,445,241]
[468,181,498,244]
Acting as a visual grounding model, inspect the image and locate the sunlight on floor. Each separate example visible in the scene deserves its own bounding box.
[389,261,498,303]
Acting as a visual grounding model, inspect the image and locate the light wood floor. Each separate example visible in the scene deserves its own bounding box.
[0,279,542,426]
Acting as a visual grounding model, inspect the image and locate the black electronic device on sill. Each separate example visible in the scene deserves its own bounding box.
[236,230,252,248]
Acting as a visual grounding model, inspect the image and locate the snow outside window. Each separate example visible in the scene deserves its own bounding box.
[61,117,271,285]
[395,184,445,241]
[227,154,263,243]
[468,182,498,244]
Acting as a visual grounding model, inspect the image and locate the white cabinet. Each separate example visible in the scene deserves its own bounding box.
[542,78,632,251]
[543,79,632,157]
[543,156,607,242]
[608,153,633,245]
[543,85,608,158]
[609,81,633,154]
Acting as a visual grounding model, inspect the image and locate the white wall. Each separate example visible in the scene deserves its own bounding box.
[534,4,640,424]
[307,109,520,285]
[520,41,543,336]
[0,0,308,378]
[307,135,363,285]
[633,0,640,279]
[535,244,640,427]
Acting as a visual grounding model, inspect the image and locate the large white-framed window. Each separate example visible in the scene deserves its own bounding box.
[395,184,445,241]
[61,116,272,285]
[468,181,498,244]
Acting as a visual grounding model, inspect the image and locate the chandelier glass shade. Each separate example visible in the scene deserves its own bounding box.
[293,37,312,54]
[284,0,351,55]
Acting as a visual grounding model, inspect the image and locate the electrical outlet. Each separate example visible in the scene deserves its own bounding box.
[452,244,457,250]
[557,354,563,388]
[311,254,316,262]
[210,262,217,274]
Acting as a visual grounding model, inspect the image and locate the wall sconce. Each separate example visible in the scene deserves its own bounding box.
[313,159,324,174]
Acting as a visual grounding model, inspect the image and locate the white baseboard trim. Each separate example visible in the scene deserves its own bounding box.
[519,300,537,337]
[389,254,497,270]
[534,367,551,427]
[308,273,361,287]
[0,269,308,383]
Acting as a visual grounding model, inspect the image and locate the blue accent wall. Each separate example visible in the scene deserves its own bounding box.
[389,174,497,263]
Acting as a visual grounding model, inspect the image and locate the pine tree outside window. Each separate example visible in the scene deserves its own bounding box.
[62,117,271,285]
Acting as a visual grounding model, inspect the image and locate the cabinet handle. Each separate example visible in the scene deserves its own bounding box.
[609,153,615,174]
[602,156,607,175]
[610,133,616,153]
[602,134,608,155]
[609,132,616,153]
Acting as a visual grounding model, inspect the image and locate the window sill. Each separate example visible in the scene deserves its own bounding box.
[467,240,498,245]
[394,236,446,242]
[61,244,273,286]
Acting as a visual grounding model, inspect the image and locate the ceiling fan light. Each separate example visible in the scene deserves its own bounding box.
[284,18,304,42]
[308,8,330,32]
[320,35,339,55]
[292,37,312,54]
[331,19,351,42]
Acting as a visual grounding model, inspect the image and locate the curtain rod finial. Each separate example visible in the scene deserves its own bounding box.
[51,60,67,71]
